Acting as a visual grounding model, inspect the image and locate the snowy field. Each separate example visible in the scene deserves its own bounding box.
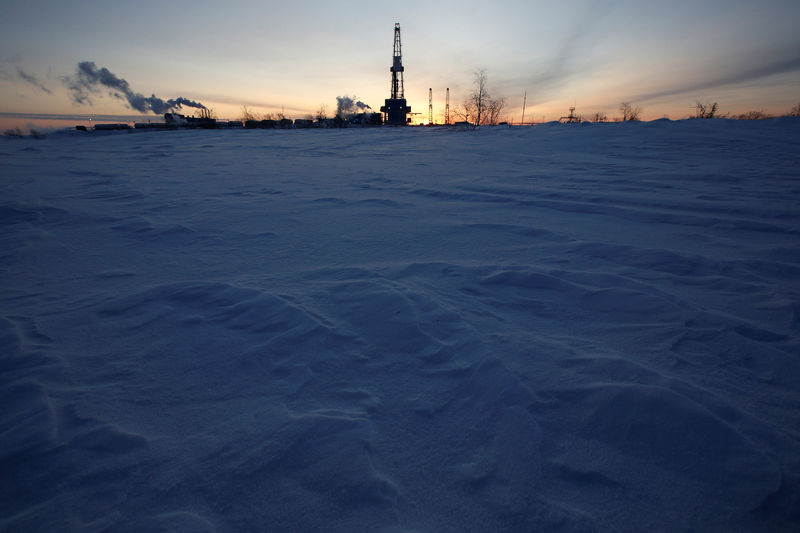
[2,119,799,532]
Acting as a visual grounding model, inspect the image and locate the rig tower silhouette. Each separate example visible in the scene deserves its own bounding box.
[445,88,450,125]
[380,23,411,125]
[428,88,433,125]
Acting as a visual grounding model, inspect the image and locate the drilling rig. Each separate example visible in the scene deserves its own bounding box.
[380,23,411,125]
[445,88,450,125]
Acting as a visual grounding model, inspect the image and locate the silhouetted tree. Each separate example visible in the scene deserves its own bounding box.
[789,103,800,117]
[486,96,506,125]
[457,69,506,126]
[591,112,607,123]
[695,101,718,119]
[736,110,771,120]
[240,106,258,122]
[619,102,641,121]
[4,127,24,138]
[452,102,473,124]
[471,69,489,126]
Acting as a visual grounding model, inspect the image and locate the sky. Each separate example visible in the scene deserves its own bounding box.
[1,0,799,127]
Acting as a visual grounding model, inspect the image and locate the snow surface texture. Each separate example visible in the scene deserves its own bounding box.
[1,120,799,532]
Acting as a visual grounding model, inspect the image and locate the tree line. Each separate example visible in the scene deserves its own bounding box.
[223,71,800,126]
[560,100,800,124]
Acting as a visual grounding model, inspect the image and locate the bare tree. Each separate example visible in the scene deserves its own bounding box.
[486,96,506,125]
[736,110,772,120]
[315,103,328,121]
[240,106,258,122]
[4,127,24,138]
[619,102,641,121]
[695,101,718,119]
[275,106,286,121]
[458,69,506,126]
[452,101,474,124]
[471,69,489,126]
[789,103,800,117]
[591,112,607,122]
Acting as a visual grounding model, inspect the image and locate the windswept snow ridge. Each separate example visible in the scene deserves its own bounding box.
[1,120,799,532]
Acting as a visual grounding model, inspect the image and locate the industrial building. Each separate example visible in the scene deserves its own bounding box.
[82,25,415,132]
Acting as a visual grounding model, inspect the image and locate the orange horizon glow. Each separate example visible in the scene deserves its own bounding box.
[3,2,799,136]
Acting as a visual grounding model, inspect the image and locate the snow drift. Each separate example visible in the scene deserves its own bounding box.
[1,119,799,532]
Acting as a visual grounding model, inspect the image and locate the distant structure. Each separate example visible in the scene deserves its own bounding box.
[560,106,581,123]
[445,88,450,125]
[164,112,216,128]
[380,23,411,125]
[428,88,433,125]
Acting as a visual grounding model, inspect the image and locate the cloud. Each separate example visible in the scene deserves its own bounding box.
[630,54,800,103]
[523,2,614,104]
[16,68,51,94]
[63,61,206,114]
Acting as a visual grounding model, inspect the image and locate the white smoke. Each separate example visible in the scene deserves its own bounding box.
[64,61,206,114]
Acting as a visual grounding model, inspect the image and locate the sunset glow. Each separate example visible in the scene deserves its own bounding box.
[2,1,799,129]
[4,2,800,531]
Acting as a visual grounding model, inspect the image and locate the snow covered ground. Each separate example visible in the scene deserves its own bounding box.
[2,119,799,532]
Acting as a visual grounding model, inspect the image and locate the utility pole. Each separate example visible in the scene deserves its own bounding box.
[521,90,527,125]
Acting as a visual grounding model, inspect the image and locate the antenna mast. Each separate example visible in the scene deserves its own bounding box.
[428,88,433,125]
[521,90,527,125]
[445,88,450,125]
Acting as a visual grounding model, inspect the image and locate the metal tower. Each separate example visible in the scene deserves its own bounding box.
[428,88,433,125]
[445,88,450,125]
[380,23,411,125]
[521,90,527,125]
[391,24,404,100]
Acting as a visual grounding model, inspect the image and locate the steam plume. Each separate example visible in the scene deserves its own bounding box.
[336,95,371,116]
[64,61,206,114]
[17,68,51,94]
